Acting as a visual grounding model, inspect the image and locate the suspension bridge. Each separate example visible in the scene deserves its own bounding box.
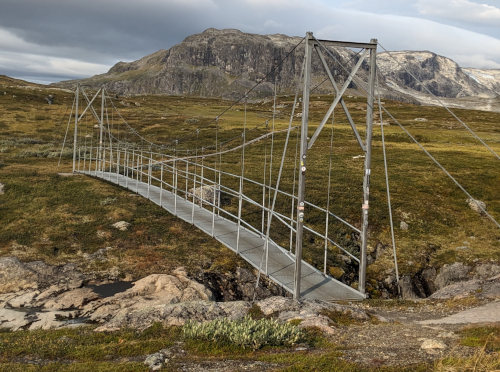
[61,32,499,301]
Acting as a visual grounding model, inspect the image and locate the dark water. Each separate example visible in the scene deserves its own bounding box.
[89,281,133,298]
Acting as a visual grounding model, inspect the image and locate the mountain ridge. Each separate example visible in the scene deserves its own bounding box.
[53,28,499,109]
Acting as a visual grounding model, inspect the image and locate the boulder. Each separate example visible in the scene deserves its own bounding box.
[434,262,470,289]
[28,311,73,330]
[429,280,482,300]
[467,198,486,215]
[95,300,251,331]
[399,276,418,299]
[474,263,500,280]
[188,185,219,205]
[420,339,446,351]
[112,221,131,231]
[85,269,215,324]
[7,290,39,308]
[0,257,38,293]
[43,288,100,310]
[0,182,4,195]
[0,308,31,331]
[144,349,171,371]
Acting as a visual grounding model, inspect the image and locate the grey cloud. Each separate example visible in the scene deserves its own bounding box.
[1,0,499,83]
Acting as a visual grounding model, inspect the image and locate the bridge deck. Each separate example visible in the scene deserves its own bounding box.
[82,170,365,301]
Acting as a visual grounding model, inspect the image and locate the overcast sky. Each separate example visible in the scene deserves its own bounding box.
[1,0,499,84]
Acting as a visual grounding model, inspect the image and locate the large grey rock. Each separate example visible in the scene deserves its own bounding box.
[466,198,487,215]
[399,276,418,299]
[0,257,38,293]
[95,300,252,331]
[112,221,131,231]
[188,185,219,205]
[7,290,39,308]
[0,308,31,331]
[43,287,100,310]
[474,263,500,280]
[429,280,482,300]
[0,183,4,195]
[435,262,471,289]
[144,349,171,371]
[28,311,74,330]
[85,268,215,324]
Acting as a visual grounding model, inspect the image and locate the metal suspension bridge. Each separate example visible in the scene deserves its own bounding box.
[61,32,499,301]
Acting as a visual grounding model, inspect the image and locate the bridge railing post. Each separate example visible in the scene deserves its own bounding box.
[136,151,140,193]
[125,148,129,188]
[102,145,106,176]
[77,146,81,172]
[89,142,92,174]
[139,150,143,183]
[174,160,178,215]
[82,140,86,172]
[191,158,196,224]
[324,210,329,275]
[185,161,188,202]
[160,160,163,207]
[236,175,243,253]
[116,148,120,183]
[147,155,151,199]
[200,148,204,209]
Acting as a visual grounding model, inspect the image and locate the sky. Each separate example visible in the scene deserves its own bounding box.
[0,0,499,84]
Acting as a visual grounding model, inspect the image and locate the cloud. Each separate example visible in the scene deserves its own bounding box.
[416,0,500,25]
[0,0,499,83]
[316,9,500,69]
[0,50,110,80]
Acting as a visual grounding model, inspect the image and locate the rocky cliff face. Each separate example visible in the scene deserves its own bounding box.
[462,67,500,94]
[377,51,495,99]
[56,28,498,104]
[55,28,368,99]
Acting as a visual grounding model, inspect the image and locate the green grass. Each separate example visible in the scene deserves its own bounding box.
[0,76,499,289]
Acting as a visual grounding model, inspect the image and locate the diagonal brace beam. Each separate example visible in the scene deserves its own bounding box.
[314,46,366,152]
[307,49,368,150]
[80,87,103,124]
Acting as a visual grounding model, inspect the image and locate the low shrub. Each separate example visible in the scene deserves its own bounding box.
[182,316,303,350]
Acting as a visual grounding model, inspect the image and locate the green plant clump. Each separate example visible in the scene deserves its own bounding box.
[182,316,303,350]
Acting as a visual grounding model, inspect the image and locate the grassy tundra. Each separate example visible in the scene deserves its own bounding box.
[0,75,498,371]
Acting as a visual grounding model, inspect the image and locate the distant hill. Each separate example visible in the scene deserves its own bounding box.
[53,28,499,106]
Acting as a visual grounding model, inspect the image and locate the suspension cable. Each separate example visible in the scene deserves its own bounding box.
[315,36,500,229]
[58,95,76,167]
[376,76,400,292]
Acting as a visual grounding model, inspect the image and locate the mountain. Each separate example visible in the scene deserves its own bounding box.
[55,29,499,107]
[462,68,500,94]
[377,51,496,98]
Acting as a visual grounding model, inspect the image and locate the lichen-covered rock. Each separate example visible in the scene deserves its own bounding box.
[43,288,100,310]
[95,301,252,331]
[466,198,486,215]
[112,220,131,231]
[85,268,215,324]
[0,257,38,293]
[434,262,471,289]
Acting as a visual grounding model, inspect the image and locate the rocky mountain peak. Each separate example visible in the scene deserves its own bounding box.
[55,29,499,107]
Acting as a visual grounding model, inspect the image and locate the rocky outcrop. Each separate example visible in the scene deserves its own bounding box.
[84,268,215,325]
[463,68,500,93]
[377,51,494,99]
[398,262,500,300]
[95,296,370,332]
[0,256,83,294]
[195,267,288,301]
